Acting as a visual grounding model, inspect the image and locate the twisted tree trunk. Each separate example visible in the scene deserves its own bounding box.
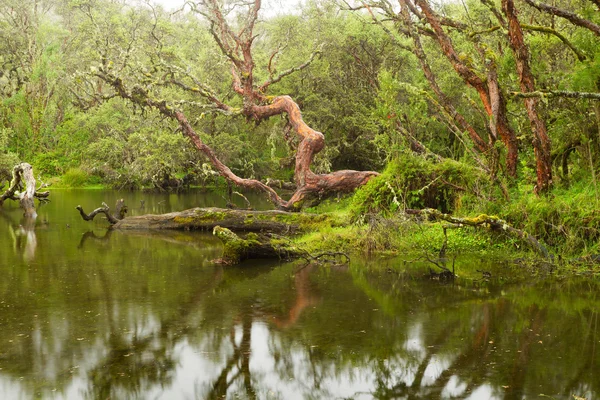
[91,0,378,211]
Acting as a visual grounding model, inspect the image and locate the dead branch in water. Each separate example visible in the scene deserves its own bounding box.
[76,199,127,224]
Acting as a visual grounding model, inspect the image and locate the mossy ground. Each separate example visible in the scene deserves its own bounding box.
[291,156,600,277]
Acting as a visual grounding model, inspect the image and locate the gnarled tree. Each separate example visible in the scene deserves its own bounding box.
[0,163,49,218]
[84,0,378,211]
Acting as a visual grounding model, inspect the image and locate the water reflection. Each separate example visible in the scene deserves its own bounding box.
[0,190,599,399]
[1,209,38,262]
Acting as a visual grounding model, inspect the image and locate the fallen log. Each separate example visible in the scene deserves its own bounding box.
[406,208,550,258]
[212,226,350,265]
[110,207,334,233]
[213,226,303,264]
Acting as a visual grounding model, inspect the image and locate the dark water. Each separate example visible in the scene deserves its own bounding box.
[0,190,599,399]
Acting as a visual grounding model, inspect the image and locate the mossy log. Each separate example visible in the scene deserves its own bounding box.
[406,208,550,258]
[111,207,333,233]
[212,226,303,264]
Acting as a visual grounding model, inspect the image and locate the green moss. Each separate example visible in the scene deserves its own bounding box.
[213,226,264,264]
[246,232,259,241]
[173,216,196,224]
[350,153,490,218]
[193,210,227,221]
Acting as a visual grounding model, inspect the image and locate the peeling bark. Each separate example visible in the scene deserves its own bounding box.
[503,0,553,193]
[412,0,519,176]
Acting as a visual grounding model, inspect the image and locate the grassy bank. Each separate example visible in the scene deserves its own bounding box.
[33,155,600,276]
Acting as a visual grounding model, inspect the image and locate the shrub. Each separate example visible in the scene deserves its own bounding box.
[61,168,90,187]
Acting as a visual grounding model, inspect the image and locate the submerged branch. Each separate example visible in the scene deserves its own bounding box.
[76,199,127,225]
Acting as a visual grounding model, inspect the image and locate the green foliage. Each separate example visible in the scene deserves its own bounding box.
[479,180,600,256]
[0,128,19,184]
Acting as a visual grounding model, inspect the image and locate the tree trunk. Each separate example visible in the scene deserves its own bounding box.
[101,74,378,211]
[0,163,47,218]
[413,0,519,177]
[77,205,338,234]
[503,0,553,193]
[398,2,489,153]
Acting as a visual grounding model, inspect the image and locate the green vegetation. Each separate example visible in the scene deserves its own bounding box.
[1,0,600,266]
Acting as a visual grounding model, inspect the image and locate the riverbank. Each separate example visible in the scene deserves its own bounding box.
[31,166,600,277]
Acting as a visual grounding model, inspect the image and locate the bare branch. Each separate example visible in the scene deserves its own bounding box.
[522,0,600,36]
[259,46,323,93]
[469,24,587,62]
[511,90,600,100]
[76,202,118,224]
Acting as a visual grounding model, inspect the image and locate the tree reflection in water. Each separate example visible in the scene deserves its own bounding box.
[0,223,599,399]
[1,209,38,262]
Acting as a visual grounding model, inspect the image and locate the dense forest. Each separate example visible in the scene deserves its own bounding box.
[1,0,600,256]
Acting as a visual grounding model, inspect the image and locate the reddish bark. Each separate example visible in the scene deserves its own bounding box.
[96,0,379,210]
[413,0,519,176]
[100,75,377,211]
[503,0,553,193]
[398,1,489,153]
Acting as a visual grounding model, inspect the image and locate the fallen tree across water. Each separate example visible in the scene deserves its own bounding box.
[76,200,551,264]
[75,203,338,234]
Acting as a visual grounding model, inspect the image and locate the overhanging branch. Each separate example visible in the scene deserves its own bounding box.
[511,90,600,100]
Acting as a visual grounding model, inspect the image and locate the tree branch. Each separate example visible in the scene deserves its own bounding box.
[522,0,600,36]
[511,90,600,100]
[406,208,550,258]
[259,46,323,93]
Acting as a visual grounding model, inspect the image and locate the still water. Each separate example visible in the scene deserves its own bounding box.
[0,190,599,399]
